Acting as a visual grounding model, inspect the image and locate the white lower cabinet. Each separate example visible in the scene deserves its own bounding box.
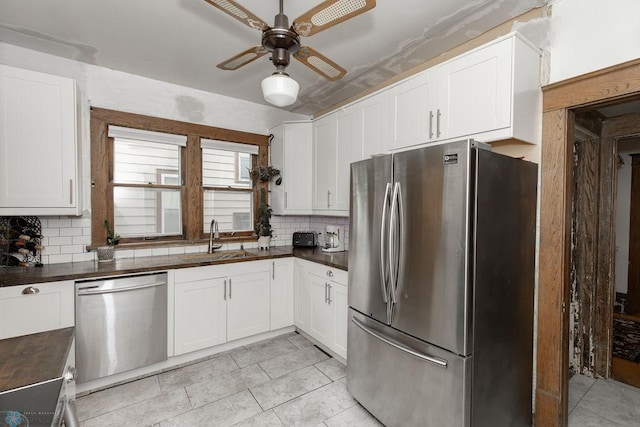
[271,259,294,330]
[0,280,74,339]
[227,270,271,341]
[174,262,271,356]
[295,259,348,359]
[174,276,227,355]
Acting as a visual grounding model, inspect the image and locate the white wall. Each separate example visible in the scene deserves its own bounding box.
[0,42,309,263]
[548,0,640,83]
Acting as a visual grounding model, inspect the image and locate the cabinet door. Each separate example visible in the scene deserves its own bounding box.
[310,274,334,345]
[294,260,312,331]
[335,107,363,212]
[271,259,294,330]
[438,37,512,141]
[362,91,392,158]
[174,278,227,355]
[313,115,338,210]
[270,123,286,214]
[283,123,313,213]
[0,65,79,215]
[331,282,349,359]
[227,270,271,341]
[392,70,438,149]
[0,281,74,339]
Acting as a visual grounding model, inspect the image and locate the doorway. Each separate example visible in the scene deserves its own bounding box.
[536,58,640,426]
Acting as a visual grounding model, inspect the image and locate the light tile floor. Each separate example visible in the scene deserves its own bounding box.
[569,372,640,426]
[76,332,382,427]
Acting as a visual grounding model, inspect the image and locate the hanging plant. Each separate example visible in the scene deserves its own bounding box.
[104,220,120,246]
[249,165,281,186]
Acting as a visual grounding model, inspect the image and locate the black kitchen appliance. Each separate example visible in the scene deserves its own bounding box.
[292,231,316,247]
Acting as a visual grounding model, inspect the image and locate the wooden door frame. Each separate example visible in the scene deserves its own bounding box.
[537,58,640,426]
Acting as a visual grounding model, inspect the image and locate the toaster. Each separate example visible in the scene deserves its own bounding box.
[292,231,317,247]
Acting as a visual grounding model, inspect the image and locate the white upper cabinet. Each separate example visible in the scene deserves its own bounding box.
[335,106,363,212]
[437,33,540,144]
[312,114,339,212]
[0,65,81,215]
[392,68,438,149]
[270,122,313,215]
[391,33,541,149]
[361,91,393,158]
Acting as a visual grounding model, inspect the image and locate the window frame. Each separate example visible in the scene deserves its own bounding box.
[90,107,269,248]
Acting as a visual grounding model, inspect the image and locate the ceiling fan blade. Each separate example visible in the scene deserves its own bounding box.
[292,0,375,37]
[217,46,268,70]
[203,0,269,31]
[293,46,346,81]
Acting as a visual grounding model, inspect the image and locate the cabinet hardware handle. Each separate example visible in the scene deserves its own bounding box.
[272,261,275,280]
[229,278,232,299]
[436,109,441,138]
[70,179,73,205]
[285,192,288,209]
[429,110,434,139]
[327,284,332,304]
[65,366,77,383]
[326,270,333,277]
[22,286,40,295]
[324,282,328,303]
[224,279,227,300]
[327,190,331,209]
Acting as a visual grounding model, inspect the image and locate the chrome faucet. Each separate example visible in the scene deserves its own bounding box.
[208,219,220,253]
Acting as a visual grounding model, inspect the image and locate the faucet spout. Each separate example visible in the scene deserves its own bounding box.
[208,219,217,254]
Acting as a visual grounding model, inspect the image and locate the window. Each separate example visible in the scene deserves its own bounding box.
[90,108,268,247]
[201,139,258,234]
[109,126,186,239]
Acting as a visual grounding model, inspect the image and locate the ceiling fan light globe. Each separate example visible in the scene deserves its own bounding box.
[261,73,299,107]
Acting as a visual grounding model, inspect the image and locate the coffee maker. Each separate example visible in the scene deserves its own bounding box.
[322,225,344,253]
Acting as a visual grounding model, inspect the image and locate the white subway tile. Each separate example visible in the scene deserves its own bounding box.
[47,218,72,228]
[152,248,169,256]
[38,218,48,227]
[82,227,92,236]
[72,235,91,245]
[40,255,49,264]
[60,244,84,254]
[73,252,96,263]
[42,228,60,237]
[48,236,73,246]
[44,246,61,255]
[49,254,73,264]
[134,249,153,258]
[71,218,92,228]
[60,227,83,237]
[184,245,201,254]
[115,249,134,260]
[168,247,185,255]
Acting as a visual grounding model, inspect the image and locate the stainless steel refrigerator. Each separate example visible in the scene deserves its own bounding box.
[347,139,537,427]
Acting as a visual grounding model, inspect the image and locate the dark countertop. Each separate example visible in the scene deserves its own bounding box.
[0,327,74,393]
[0,246,348,287]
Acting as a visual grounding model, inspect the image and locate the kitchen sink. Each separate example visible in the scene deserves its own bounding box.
[177,250,256,263]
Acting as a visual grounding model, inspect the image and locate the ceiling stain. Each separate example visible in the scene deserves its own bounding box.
[0,24,98,65]
[175,95,205,123]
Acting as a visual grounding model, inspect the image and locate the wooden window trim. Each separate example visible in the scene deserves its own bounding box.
[90,107,269,248]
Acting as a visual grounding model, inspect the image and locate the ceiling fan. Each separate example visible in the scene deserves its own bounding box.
[204,0,376,106]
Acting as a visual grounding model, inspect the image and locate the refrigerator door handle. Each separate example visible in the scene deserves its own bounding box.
[379,182,392,304]
[389,182,401,304]
[352,316,448,368]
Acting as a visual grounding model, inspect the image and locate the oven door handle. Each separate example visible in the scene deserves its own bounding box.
[77,282,165,295]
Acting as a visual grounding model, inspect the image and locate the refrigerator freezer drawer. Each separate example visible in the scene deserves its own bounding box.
[347,309,470,427]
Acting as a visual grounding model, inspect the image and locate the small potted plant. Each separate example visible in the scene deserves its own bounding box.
[249,165,281,186]
[97,220,120,262]
[255,188,273,249]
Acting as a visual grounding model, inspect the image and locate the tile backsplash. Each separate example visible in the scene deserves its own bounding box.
[13,214,349,265]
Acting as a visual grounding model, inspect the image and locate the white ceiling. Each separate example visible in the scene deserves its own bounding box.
[0,0,546,115]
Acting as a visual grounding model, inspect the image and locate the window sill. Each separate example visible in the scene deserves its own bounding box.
[87,235,258,251]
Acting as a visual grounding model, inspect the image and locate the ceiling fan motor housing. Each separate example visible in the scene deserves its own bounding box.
[262,12,301,68]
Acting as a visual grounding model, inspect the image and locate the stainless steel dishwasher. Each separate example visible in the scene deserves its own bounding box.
[75,272,167,383]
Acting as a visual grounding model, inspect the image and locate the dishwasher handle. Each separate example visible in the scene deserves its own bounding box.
[77,281,166,295]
